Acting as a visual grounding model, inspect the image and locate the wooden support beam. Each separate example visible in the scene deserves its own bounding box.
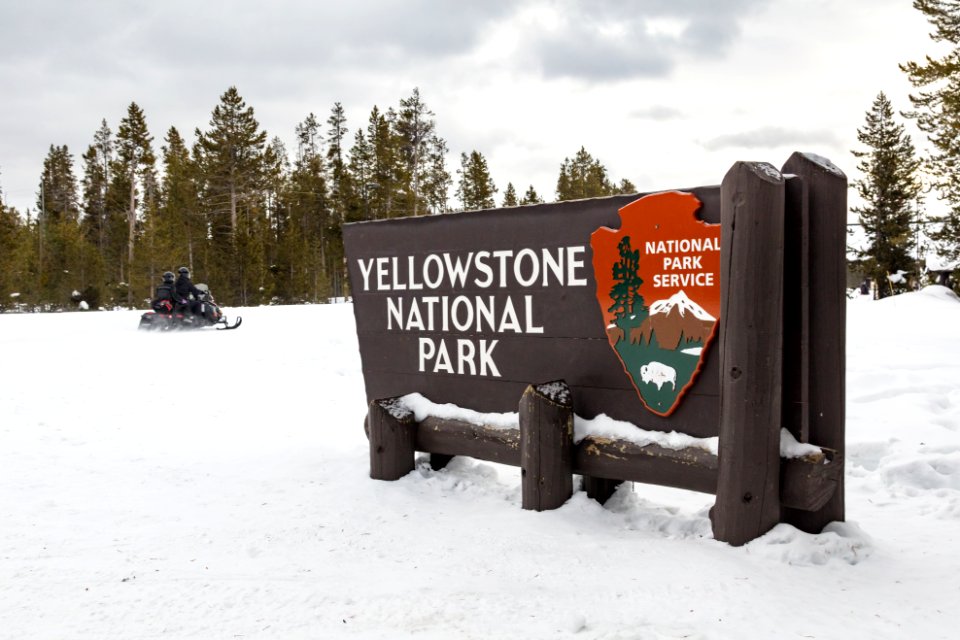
[368,397,416,481]
[367,407,838,514]
[428,453,455,471]
[582,476,624,505]
[576,437,718,494]
[711,161,785,546]
[781,152,847,532]
[780,449,844,512]
[416,416,520,466]
[782,174,810,444]
[520,381,574,511]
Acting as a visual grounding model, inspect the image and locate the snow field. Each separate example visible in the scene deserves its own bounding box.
[1,290,959,638]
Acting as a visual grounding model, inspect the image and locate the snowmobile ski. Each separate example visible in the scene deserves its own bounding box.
[217,316,242,331]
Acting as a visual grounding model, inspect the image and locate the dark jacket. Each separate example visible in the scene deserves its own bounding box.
[155,282,175,301]
[175,274,203,302]
[152,282,176,312]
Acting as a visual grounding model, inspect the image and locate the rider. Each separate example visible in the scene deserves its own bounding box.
[174,266,204,319]
[152,271,176,313]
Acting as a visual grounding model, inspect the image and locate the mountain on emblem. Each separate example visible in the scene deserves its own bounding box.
[591,191,721,416]
[631,290,715,354]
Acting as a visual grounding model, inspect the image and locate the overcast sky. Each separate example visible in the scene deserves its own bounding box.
[0,0,942,217]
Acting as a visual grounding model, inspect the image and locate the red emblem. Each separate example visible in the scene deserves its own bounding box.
[591,191,721,416]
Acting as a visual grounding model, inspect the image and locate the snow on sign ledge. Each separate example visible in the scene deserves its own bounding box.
[397,394,823,459]
[574,413,719,454]
[399,393,519,430]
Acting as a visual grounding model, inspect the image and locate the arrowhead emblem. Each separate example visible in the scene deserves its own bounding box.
[590,191,721,416]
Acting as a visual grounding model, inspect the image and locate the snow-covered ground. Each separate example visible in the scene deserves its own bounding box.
[2,289,959,639]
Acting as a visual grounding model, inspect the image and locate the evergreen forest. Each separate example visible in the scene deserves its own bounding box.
[0,88,635,311]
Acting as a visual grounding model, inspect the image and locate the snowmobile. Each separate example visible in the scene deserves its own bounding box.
[138,283,242,331]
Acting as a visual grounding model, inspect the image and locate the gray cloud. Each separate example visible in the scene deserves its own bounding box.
[629,105,685,120]
[0,1,517,78]
[700,126,842,151]
[522,0,770,82]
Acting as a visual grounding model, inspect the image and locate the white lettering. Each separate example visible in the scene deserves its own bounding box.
[358,258,375,292]
[418,338,436,372]
[433,339,453,374]
[524,295,543,334]
[406,298,424,331]
[542,248,563,286]
[443,252,473,288]
[457,340,476,375]
[407,256,423,290]
[479,340,500,377]
[475,296,495,332]
[390,256,406,290]
[498,297,521,333]
[567,246,587,286]
[376,257,389,291]
[492,250,512,287]
[423,254,443,289]
[474,251,494,288]
[387,297,402,330]
[451,295,473,331]
[514,248,539,287]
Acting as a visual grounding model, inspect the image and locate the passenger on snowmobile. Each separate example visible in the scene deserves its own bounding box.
[175,266,203,318]
[151,271,177,314]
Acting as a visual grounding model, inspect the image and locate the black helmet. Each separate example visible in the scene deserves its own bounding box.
[162,271,175,283]
[178,266,189,276]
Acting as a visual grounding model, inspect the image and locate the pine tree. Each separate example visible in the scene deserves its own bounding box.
[901,0,960,270]
[0,196,25,310]
[326,103,354,223]
[194,87,269,304]
[520,185,544,205]
[80,120,112,256]
[556,147,614,201]
[364,106,401,219]
[156,127,202,276]
[113,102,156,300]
[35,145,85,305]
[348,128,374,221]
[851,92,923,297]
[502,182,518,207]
[290,116,331,302]
[396,88,439,217]
[614,178,637,195]
[456,151,497,211]
[609,236,645,323]
[420,135,451,215]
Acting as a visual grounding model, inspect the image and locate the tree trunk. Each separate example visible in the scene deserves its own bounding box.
[127,171,136,305]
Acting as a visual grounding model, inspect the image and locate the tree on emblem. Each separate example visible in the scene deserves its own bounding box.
[608,236,646,323]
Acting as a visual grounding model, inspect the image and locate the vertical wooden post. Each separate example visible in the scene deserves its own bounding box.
[582,476,623,505]
[520,380,574,511]
[781,152,847,532]
[782,175,810,445]
[368,397,416,481]
[429,453,455,471]
[711,161,785,546]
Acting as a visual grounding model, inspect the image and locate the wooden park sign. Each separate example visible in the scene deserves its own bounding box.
[343,152,847,546]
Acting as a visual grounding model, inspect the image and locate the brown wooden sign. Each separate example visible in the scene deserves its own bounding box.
[343,187,723,439]
[344,153,848,546]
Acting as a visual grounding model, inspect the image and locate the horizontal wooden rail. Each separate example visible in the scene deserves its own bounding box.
[575,436,718,494]
[417,416,521,466]
[366,408,842,511]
